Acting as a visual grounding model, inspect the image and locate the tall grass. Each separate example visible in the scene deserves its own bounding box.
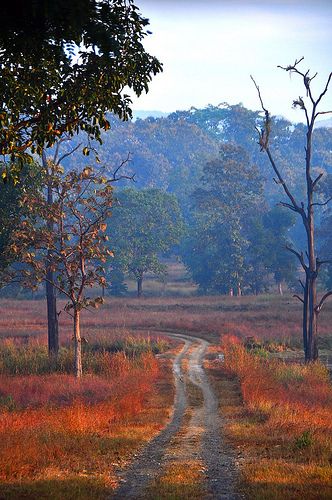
[0,336,168,376]
[214,336,332,498]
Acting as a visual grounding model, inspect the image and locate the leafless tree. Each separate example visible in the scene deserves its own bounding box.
[251,57,332,361]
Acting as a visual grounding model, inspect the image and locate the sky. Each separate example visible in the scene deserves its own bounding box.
[131,0,332,122]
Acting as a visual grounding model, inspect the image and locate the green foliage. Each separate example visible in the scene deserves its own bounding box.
[245,207,297,293]
[0,162,42,274]
[181,144,264,294]
[109,188,184,295]
[294,430,313,450]
[0,0,162,168]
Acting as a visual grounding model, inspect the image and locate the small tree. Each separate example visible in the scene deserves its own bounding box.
[110,188,184,297]
[252,58,332,361]
[9,166,113,377]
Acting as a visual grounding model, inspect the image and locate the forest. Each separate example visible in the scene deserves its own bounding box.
[3,103,332,299]
[0,1,332,499]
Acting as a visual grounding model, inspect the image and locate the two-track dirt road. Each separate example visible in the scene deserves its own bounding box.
[112,331,242,499]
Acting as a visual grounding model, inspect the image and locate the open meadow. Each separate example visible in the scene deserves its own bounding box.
[0,293,331,498]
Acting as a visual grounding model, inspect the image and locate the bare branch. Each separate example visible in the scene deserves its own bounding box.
[299,279,305,290]
[317,258,332,270]
[316,72,332,107]
[315,110,332,118]
[293,294,304,304]
[57,143,82,165]
[279,201,299,213]
[312,173,324,189]
[250,75,269,115]
[316,290,332,314]
[107,152,133,183]
[277,57,305,72]
[286,245,307,270]
[311,197,332,207]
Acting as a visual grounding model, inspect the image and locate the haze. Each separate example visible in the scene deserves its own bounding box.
[132,0,332,122]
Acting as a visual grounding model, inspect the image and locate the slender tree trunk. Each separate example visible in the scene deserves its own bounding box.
[137,274,143,298]
[229,288,233,296]
[305,131,318,362]
[46,269,59,355]
[303,276,309,360]
[237,283,242,297]
[278,282,283,295]
[43,151,59,357]
[73,307,83,378]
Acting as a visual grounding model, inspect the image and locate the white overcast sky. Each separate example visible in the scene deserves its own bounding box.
[131,0,332,122]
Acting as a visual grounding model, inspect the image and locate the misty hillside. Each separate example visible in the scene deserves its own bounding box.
[62,103,332,208]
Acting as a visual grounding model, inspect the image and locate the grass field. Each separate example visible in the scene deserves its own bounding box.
[0,292,331,498]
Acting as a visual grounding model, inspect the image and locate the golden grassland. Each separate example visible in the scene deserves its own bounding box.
[207,338,332,499]
[0,293,331,498]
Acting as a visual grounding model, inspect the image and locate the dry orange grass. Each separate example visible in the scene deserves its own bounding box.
[207,338,332,499]
[1,295,332,498]
[1,295,331,347]
[0,350,174,497]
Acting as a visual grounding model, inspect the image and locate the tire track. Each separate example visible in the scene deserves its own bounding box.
[111,330,241,499]
[111,336,190,499]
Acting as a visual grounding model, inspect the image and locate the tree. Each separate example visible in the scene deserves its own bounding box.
[182,144,264,295]
[252,57,332,361]
[0,164,42,278]
[110,188,184,297]
[244,208,297,295]
[0,0,162,170]
[8,166,113,377]
[0,0,162,356]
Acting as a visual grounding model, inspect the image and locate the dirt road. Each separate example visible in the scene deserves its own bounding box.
[112,332,241,499]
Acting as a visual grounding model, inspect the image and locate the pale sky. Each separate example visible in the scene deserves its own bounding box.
[131,0,332,122]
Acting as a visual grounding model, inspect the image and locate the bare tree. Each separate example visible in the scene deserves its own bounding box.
[251,57,332,361]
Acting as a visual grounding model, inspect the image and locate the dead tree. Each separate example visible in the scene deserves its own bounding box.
[251,57,332,362]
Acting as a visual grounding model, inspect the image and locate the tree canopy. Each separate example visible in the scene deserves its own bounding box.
[0,0,162,172]
[109,188,184,296]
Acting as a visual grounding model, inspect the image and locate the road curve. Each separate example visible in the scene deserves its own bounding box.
[111,331,241,499]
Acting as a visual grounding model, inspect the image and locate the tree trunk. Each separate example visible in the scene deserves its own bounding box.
[303,276,309,360]
[305,136,318,362]
[73,307,83,378]
[43,151,59,357]
[229,288,233,296]
[237,283,242,297]
[137,274,143,298]
[46,264,59,356]
[278,282,283,295]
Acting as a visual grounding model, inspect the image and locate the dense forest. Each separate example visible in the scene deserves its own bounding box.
[52,103,332,295]
[1,103,332,297]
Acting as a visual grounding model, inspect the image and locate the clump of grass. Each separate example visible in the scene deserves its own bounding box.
[294,430,313,450]
[86,335,169,357]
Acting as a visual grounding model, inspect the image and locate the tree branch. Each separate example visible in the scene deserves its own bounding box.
[286,245,307,270]
[311,197,332,207]
[312,172,324,189]
[316,290,332,314]
[57,143,82,165]
[293,294,304,304]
